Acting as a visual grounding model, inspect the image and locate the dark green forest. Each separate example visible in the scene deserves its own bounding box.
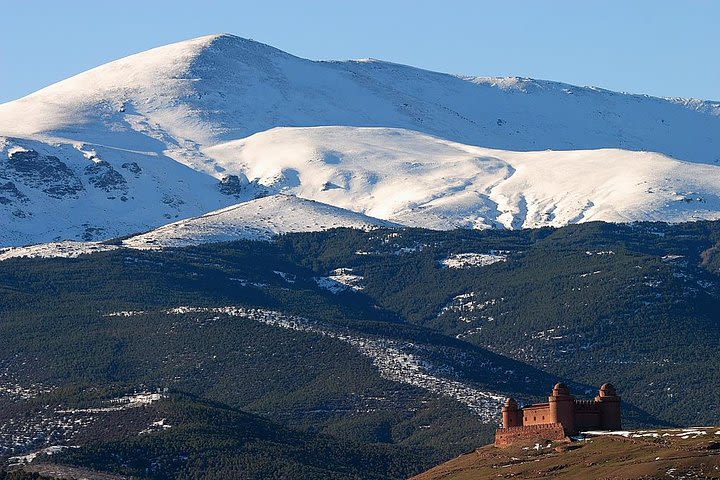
[1,220,719,478]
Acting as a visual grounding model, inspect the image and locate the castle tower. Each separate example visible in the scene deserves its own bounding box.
[595,383,621,430]
[548,382,575,434]
[501,397,521,428]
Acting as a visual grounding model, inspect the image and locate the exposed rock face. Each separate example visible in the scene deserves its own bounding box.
[5,150,84,198]
[0,182,27,205]
[218,174,247,195]
[121,162,142,175]
[84,160,127,193]
[81,225,106,241]
[321,181,342,191]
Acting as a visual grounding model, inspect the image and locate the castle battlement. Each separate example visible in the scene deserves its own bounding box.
[574,399,600,411]
[495,383,621,447]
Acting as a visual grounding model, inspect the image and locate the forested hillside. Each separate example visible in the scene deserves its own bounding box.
[279,222,720,425]
[1,220,719,478]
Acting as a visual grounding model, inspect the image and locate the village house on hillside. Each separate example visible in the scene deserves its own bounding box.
[495,383,621,447]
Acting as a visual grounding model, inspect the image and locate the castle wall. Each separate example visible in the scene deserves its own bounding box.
[509,399,613,434]
[573,399,602,432]
[574,409,602,432]
[494,423,566,447]
[550,396,575,434]
[502,408,522,428]
[521,404,552,426]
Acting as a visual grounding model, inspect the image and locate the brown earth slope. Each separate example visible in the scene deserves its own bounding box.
[412,428,720,480]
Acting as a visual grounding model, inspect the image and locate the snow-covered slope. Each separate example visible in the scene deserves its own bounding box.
[0,136,243,246]
[122,194,396,248]
[207,126,720,229]
[0,241,117,262]
[0,195,393,259]
[1,34,718,164]
[0,33,719,247]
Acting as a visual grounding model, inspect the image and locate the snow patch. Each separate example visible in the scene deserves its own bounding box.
[582,427,716,440]
[440,252,507,269]
[439,293,502,323]
[8,445,76,466]
[315,268,364,293]
[139,418,172,435]
[56,392,164,414]
[122,195,394,249]
[0,381,53,400]
[157,306,505,420]
[0,241,118,261]
[273,271,296,283]
[105,310,146,317]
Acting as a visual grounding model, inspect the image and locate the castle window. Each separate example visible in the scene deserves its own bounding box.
[542,416,545,420]
[533,416,536,421]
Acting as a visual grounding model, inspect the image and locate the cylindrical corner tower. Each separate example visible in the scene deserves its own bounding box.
[595,383,621,430]
[548,382,575,434]
[502,397,520,428]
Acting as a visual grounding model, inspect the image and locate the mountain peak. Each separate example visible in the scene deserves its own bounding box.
[198,32,295,56]
[1,32,718,159]
[1,34,720,247]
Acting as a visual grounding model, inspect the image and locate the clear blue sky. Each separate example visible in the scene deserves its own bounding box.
[2,0,718,103]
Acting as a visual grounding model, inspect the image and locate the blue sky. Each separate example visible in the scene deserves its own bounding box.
[1,1,718,103]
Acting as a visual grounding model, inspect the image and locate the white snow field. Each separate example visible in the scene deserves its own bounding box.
[0,33,719,247]
[122,194,395,249]
[0,195,393,259]
[0,241,118,262]
[206,126,720,229]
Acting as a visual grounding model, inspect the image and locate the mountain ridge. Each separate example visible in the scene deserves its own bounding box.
[3,33,718,159]
[2,34,720,247]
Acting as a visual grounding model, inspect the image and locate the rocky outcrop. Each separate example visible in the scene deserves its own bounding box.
[0,182,27,205]
[6,150,84,198]
[218,174,247,195]
[121,162,142,175]
[85,160,127,193]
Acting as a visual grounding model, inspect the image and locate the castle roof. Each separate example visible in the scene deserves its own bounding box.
[552,382,571,396]
[599,383,617,396]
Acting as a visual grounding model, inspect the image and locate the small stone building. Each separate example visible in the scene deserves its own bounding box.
[495,383,621,447]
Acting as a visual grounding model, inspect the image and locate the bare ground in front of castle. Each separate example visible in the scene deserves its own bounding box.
[412,427,720,479]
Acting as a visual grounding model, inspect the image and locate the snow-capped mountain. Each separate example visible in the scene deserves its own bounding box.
[0,137,239,246]
[205,126,720,230]
[1,33,719,247]
[0,195,394,260]
[122,194,396,249]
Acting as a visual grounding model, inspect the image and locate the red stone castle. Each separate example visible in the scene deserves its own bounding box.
[495,383,621,447]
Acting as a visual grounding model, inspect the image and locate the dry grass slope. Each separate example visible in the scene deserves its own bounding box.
[412,428,720,479]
